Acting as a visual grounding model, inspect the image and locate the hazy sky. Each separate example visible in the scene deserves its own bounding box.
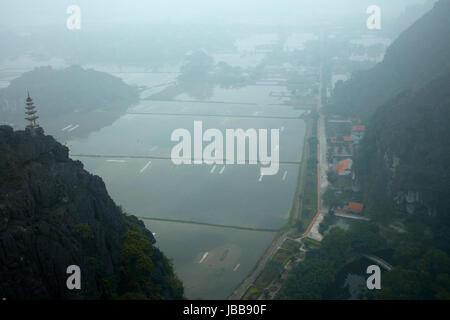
[0,0,431,28]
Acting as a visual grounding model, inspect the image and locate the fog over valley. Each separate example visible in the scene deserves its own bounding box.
[0,0,449,306]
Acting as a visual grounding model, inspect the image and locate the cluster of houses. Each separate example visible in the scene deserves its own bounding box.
[325,117,366,216]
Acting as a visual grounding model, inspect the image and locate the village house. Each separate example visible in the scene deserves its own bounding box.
[334,158,353,176]
[333,201,365,216]
[348,202,364,214]
[328,134,354,163]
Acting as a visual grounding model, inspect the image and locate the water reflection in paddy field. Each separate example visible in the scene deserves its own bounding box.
[144,220,276,299]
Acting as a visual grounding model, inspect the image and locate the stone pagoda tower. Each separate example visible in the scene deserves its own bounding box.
[24,91,43,135]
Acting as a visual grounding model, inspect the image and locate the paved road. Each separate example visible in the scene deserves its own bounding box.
[364,254,393,271]
[304,67,329,241]
[334,213,370,221]
[229,67,325,300]
[307,109,329,241]
[228,230,293,300]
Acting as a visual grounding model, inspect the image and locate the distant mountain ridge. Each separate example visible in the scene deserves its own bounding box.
[328,0,450,120]
[0,65,139,139]
[325,0,450,223]
[326,0,450,222]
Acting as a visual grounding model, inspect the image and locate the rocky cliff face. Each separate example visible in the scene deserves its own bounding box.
[0,126,183,299]
[355,72,450,222]
[327,0,450,222]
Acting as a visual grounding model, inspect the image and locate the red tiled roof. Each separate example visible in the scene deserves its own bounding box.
[348,202,364,212]
[343,136,353,142]
[352,125,365,132]
[334,158,350,174]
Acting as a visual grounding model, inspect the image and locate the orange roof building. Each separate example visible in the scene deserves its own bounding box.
[334,158,352,175]
[352,125,365,132]
[348,202,364,212]
[343,136,353,142]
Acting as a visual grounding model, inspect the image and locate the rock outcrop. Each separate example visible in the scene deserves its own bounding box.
[355,71,450,221]
[0,126,183,299]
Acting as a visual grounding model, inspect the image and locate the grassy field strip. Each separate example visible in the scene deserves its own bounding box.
[70,153,302,165]
[138,216,279,233]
